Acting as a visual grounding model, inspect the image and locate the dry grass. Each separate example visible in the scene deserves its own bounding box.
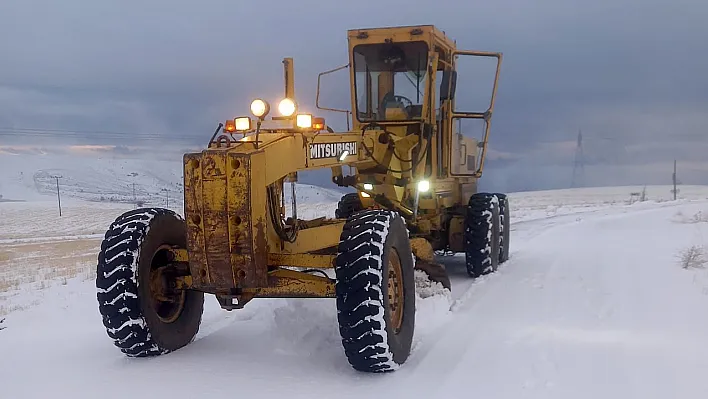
[673,210,708,224]
[691,211,708,223]
[0,238,100,316]
[678,245,707,270]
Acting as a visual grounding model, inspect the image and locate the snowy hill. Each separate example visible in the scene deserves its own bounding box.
[0,146,184,204]
[0,146,347,209]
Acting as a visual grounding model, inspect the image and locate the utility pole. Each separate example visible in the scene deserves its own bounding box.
[132,182,137,208]
[161,188,169,208]
[671,159,680,200]
[571,129,585,188]
[51,175,63,216]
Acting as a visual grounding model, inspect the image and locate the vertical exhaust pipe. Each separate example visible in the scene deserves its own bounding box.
[283,57,295,100]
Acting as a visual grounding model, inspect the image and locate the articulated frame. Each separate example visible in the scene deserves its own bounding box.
[175,128,420,306]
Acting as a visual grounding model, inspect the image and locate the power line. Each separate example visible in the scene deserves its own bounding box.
[0,126,148,135]
[0,130,170,140]
[0,127,203,142]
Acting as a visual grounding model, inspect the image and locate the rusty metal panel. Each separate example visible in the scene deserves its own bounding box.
[183,153,210,288]
[248,151,269,287]
[226,152,267,288]
[226,153,250,286]
[200,151,235,288]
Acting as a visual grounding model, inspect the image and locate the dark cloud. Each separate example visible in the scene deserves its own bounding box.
[1,0,707,191]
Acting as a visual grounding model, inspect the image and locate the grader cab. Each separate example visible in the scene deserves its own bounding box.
[95,25,508,373]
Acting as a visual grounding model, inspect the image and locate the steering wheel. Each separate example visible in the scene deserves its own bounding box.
[379,92,414,118]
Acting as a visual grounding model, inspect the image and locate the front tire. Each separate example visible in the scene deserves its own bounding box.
[464,193,501,277]
[335,192,364,219]
[494,193,510,263]
[335,209,415,372]
[96,208,204,357]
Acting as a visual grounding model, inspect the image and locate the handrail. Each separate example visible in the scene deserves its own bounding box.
[315,63,351,130]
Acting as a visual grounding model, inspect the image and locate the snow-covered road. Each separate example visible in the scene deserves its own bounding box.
[414,202,708,398]
[2,197,708,398]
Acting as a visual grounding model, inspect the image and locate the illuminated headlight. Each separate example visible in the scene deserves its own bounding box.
[361,192,371,198]
[338,150,349,162]
[296,114,312,128]
[417,180,430,193]
[234,117,251,131]
[363,183,374,190]
[250,99,270,118]
[278,98,296,116]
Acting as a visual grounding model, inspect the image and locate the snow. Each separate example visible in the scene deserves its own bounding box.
[3,150,708,397]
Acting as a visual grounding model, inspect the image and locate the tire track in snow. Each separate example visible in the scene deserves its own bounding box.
[394,210,627,396]
[398,222,580,396]
[402,201,708,397]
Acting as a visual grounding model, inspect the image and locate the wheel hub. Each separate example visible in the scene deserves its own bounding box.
[149,245,187,324]
[387,249,404,333]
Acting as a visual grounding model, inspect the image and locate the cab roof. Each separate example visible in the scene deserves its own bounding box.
[346,24,457,50]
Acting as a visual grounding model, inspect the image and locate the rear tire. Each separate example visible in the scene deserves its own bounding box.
[335,209,415,372]
[335,192,364,219]
[464,193,501,277]
[494,193,510,263]
[96,208,204,357]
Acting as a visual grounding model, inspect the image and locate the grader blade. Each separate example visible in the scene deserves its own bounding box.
[414,259,451,291]
[410,237,451,290]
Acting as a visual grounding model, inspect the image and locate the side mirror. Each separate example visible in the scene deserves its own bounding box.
[439,70,457,101]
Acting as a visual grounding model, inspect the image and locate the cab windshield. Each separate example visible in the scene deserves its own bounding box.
[353,41,428,122]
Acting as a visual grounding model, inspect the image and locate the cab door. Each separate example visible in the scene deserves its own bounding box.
[446,50,503,178]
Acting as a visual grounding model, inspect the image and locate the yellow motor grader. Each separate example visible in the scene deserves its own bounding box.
[95,24,508,373]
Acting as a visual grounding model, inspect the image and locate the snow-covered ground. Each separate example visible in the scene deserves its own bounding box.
[2,150,708,398]
[2,185,708,397]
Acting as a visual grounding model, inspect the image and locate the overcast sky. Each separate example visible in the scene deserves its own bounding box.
[1,0,706,192]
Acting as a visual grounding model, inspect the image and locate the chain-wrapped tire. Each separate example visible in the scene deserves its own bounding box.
[464,193,501,277]
[335,209,415,372]
[96,208,204,357]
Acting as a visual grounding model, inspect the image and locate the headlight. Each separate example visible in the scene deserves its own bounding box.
[250,99,270,118]
[234,117,251,131]
[417,180,430,193]
[278,98,296,116]
[296,114,312,128]
[363,183,374,190]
